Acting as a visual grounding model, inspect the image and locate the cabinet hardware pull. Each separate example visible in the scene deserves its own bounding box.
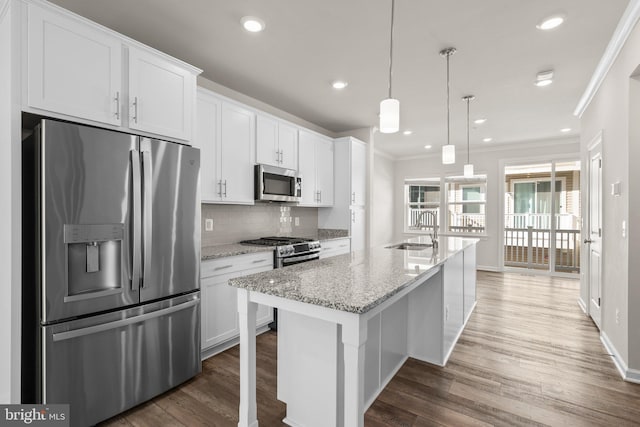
[338,244,348,248]
[214,264,233,271]
[319,190,322,203]
[352,212,356,223]
[352,192,356,203]
[223,180,228,197]
[280,150,284,163]
[218,180,222,198]
[584,239,593,244]
[275,150,279,163]
[132,96,138,123]
[252,259,268,263]
[114,92,120,120]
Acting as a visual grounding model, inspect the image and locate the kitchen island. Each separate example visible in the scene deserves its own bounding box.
[229,237,478,427]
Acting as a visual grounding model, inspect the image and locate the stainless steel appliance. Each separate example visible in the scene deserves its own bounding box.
[240,236,321,268]
[254,164,302,203]
[21,119,201,427]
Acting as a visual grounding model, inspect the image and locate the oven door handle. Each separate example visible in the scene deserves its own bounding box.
[281,253,320,265]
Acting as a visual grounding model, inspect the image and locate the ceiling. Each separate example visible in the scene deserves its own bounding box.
[49,0,629,158]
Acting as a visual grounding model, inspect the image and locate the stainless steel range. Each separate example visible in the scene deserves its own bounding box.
[240,236,321,268]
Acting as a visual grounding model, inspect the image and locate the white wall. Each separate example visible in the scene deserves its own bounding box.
[393,140,580,270]
[580,15,640,371]
[371,151,395,246]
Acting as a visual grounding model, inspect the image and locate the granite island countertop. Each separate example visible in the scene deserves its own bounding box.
[228,236,477,314]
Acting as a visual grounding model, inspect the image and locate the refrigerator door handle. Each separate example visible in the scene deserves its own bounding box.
[141,149,153,288]
[51,298,199,342]
[130,149,142,291]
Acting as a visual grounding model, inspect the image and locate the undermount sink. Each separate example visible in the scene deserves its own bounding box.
[386,242,434,250]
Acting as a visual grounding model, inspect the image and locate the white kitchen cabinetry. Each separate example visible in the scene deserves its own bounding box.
[201,252,273,353]
[298,130,334,207]
[195,88,256,204]
[318,137,368,251]
[26,4,122,126]
[256,114,298,170]
[128,46,195,141]
[24,1,200,142]
[319,238,351,259]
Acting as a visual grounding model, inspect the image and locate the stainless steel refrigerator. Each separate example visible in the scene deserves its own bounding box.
[22,119,201,426]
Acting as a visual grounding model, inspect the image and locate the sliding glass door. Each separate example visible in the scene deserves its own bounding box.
[503,160,581,275]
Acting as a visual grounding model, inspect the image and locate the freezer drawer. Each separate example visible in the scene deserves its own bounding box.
[41,292,201,427]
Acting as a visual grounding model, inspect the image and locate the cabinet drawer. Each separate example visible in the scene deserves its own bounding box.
[319,238,350,259]
[201,251,274,279]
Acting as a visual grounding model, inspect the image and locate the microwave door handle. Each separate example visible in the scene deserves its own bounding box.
[130,150,141,291]
[141,149,153,288]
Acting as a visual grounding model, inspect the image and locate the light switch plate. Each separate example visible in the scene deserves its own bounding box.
[205,218,213,231]
[611,181,621,196]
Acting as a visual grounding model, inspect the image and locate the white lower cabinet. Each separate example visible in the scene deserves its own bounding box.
[201,252,273,353]
[319,238,351,259]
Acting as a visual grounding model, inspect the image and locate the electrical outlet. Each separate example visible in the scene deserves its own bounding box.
[616,308,620,324]
[205,218,213,231]
[295,217,300,226]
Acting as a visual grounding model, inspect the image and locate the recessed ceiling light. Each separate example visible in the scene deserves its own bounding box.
[424,145,432,149]
[482,137,493,142]
[560,128,571,133]
[403,130,413,135]
[535,70,554,87]
[537,14,566,31]
[241,16,265,32]
[474,118,486,124]
[332,81,348,89]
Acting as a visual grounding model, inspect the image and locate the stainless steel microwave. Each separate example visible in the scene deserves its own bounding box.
[255,164,302,202]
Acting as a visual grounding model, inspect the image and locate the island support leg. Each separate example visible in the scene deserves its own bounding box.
[237,289,259,427]
[341,315,368,427]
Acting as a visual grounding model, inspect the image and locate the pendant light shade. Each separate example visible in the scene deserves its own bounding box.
[379,0,399,133]
[464,163,474,177]
[462,94,475,177]
[440,47,456,164]
[442,144,455,164]
[380,98,400,133]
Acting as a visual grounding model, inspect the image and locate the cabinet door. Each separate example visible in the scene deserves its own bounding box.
[350,208,366,252]
[256,304,273,328]
[195,90,221,201]
[278,123,299,171]
[351,141,367,207]
[220,102,255,204]
[201,276,239,350]
[256,114,279,167]
[128,46,194,141]
[27,5,122,126]
[298,131,318,206]
[316,137,334,206]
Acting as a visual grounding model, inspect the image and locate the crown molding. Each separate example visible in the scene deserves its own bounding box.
[574,0,640,117]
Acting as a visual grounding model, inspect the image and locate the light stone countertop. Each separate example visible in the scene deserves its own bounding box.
[201,244,274,261]
[228,236,478,314]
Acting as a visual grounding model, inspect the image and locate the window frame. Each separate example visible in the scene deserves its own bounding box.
[444,175,488,236]
[403,179,441,234]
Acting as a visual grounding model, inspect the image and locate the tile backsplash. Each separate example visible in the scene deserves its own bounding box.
[201,204,318,246]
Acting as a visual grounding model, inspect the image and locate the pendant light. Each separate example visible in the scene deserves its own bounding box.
[462,95,475,177]
[379,0,399,133]
[440,47,456,164]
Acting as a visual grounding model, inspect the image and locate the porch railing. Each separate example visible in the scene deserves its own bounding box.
[504,227,580,272]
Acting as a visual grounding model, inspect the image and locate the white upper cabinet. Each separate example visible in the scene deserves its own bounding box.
[315,137,334,206]
[220,102,255,203]
[128,46,195,141]
[25,2,200,142]
[298,130,334,207]
[194,89,220,202]
[27,4,122,126]
[256,114,298,170]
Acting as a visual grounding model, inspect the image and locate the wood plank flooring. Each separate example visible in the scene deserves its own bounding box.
[101,272,640,426]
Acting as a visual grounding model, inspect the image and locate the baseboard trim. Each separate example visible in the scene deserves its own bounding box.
[201,324,271,361]
[477,265,499,272]
[577,297,588,315]
[600,331,640,384]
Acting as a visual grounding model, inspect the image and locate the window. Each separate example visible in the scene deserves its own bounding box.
[445,176,487,234]
[404,179,440,233]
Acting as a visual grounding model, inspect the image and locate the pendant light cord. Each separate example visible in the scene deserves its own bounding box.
[466,97,470,164]
[446,53,450,147]
[388,0,395,99]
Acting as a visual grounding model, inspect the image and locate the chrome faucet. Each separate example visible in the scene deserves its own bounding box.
[416,211,438,248]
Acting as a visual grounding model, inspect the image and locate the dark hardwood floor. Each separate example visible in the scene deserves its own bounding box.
[101,271,640,426]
